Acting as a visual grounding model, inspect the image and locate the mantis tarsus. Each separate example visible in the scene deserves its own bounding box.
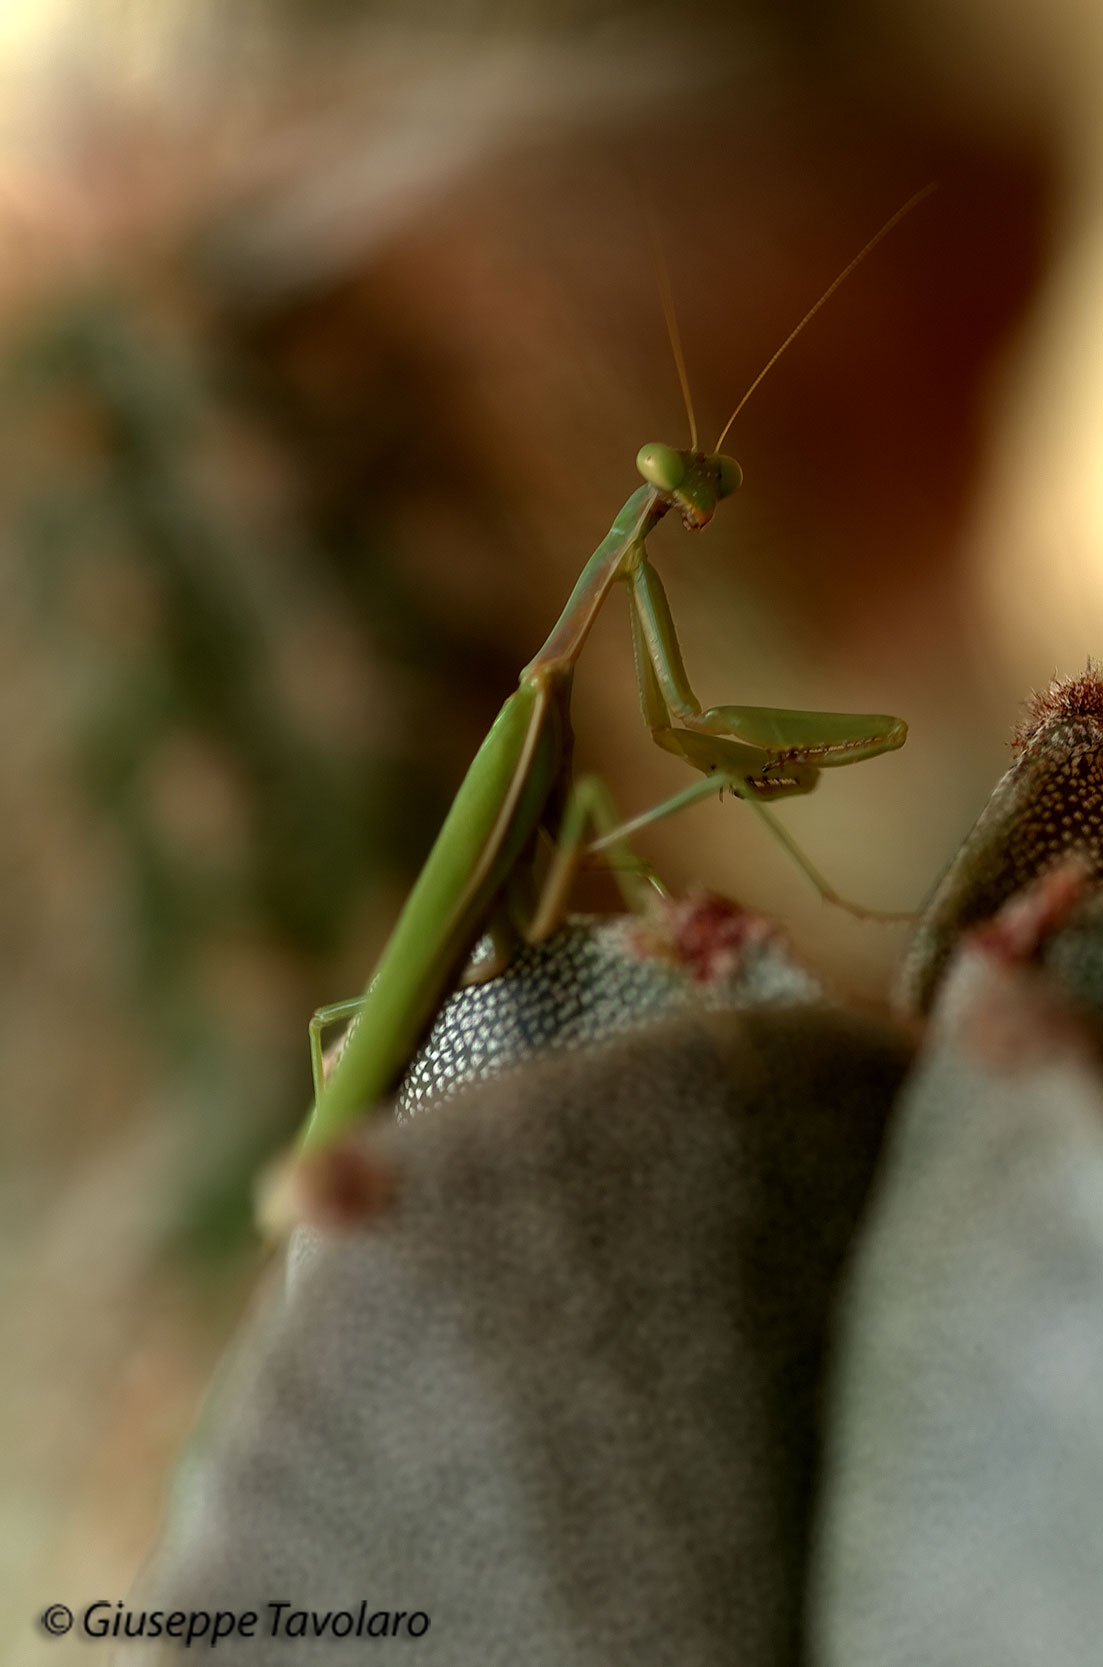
[301,193,926,1152]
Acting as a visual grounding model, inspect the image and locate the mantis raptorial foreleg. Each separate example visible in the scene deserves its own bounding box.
[609,548,911,920]
[525,773,668,945]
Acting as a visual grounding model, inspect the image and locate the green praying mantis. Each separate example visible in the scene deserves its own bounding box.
[300,193,927,1153]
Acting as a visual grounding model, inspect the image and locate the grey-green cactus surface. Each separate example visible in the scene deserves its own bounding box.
[120,672,1103,1667]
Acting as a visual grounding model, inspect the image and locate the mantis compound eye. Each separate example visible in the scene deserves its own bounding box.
[636,442,685,494]
[716,454,743,499]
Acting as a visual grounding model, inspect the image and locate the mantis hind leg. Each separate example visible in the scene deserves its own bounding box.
[586,766,916,924]
[743,799,918,924]
[306,937,523,1099]
[526,774,669,946]
[309,997,371,1104]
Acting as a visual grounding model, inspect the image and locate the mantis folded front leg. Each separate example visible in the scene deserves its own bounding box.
[300,195,927,1153]
[603,541,908,915]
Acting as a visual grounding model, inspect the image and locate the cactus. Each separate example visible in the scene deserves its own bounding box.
[121,674,1103,1666]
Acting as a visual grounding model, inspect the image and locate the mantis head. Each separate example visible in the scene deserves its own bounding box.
[635,443,742,531]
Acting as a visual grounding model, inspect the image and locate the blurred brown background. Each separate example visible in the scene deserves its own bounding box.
[0,0,1097,1656]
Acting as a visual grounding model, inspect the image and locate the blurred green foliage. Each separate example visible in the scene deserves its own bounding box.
[3,285,503,1253]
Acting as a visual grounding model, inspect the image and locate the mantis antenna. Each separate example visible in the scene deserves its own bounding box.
[645,208,699,452]
[713,183,936,453]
